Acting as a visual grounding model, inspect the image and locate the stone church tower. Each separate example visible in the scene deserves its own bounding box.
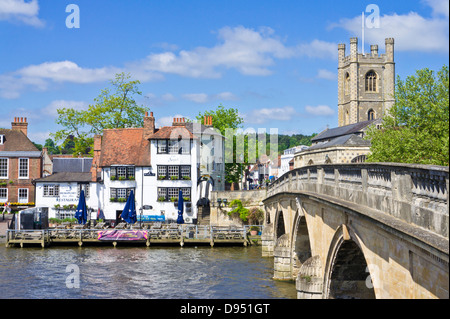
[338,37,395,127]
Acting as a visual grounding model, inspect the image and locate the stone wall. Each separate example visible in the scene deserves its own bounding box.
[210,189,266,227]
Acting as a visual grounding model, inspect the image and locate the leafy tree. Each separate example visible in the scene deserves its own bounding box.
[196,105,245,185]
[366,65,449,166]
[52,73,149,156]
[43,138,60,155]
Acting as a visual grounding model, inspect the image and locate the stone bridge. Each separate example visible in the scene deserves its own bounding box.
[261,163,448,299]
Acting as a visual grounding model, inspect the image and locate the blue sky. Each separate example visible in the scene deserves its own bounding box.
[0,0,448,145]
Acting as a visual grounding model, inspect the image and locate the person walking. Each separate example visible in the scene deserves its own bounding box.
[2,202,11,221]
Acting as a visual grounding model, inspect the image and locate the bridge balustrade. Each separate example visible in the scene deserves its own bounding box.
[268,163,449,239]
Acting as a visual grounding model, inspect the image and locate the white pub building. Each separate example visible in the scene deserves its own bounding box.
[34,113,225,225]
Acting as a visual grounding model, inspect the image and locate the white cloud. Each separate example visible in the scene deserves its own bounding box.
[304,105,335,117]
[297,39,338,59]
[41,100,89,118]
[0,61,122,99]
[244,106,298,124]
[423,0,449,18]
[17,61,120,84]
[0,25,337,99]
[332,4,449,53]
[182,93,209,104]
[0,0,44,27]
[139,26,335,78]
[182,91,238,104]
[317,69,337,80]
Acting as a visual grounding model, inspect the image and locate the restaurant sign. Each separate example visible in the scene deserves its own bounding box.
[97,230,148,241]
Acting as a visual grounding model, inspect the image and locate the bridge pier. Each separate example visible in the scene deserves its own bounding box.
[296,256,323,299]
[273,234,292,281]
[261,226,274,257]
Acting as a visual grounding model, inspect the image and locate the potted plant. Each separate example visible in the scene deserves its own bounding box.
[158,196,166,202]
[158,175,166,180]
[170,176,178,180]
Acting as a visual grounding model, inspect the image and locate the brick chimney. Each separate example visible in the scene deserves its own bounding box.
[143,111,155,139]
[204,115,213,127]
[91,134,102,182]
[172,117,186,127]
[11,117,28,136]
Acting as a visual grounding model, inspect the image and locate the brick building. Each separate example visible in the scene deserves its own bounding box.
[0,117,42,206]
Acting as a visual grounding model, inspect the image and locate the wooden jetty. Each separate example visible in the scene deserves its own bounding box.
[5,224,251,248]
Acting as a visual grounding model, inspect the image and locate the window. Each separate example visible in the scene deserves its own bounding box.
[0,188,7,201]
[157,188,167,201]
[157,140,167,154]
[168,166,179,179]
[158,165,191,180]
[365,71,377,92]
[168,188,179,201]
[0,135,4,145]
[0,158,8,179]
[181,187,191,201]
[168,140,179,154]
[180,166,191,180]
[110,188,134,201]
[158,187,192,202]
[111,166,135,180]
[157,166,167,179]
[18,188,28,203]
[344,72,350,95]
[44,184,60,197]
[158,139,191,154]
[78,183,90,198]
[368,109,375,121]
[19,158,29,179]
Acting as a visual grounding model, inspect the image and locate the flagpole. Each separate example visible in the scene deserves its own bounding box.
[362,11,365,55]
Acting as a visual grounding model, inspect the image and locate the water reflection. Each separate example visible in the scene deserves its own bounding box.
[0,246,296,299]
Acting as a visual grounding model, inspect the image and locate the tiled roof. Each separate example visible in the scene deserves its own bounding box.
[99,128,150,167]
[53,158,93,173]
[34,172,92,183]
[307,134,371,151]
[150,126,195,140]
[311,120,375,142]
[0,129,40,153]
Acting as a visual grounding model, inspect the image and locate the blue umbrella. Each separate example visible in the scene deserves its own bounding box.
[177,189,184,224]
[75,190,87,225]
[121,190,137,224]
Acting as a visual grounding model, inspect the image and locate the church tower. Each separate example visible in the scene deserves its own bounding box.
[338,37,395,127]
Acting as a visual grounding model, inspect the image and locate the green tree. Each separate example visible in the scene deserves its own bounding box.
[44,138,60,155]
[196,105,245,185]
[52,73,149,156]
[366,65,449,166]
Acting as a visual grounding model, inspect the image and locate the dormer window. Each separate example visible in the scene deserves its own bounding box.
[0,135,4,145]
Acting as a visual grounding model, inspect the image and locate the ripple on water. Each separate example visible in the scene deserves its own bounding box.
[0,246,297,299]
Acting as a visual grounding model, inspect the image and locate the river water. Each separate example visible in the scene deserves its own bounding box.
[0,245,297,299]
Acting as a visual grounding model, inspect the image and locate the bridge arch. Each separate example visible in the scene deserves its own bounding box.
[291,207,312,278]
[323,225,377,299]
[274,209,286,240]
